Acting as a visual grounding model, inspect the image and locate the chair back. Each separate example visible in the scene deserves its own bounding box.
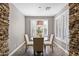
[33,38,44,52]
[25,34,29,44]
[49,34,54,43]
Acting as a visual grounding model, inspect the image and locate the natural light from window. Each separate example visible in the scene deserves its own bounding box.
[31,19,48,40]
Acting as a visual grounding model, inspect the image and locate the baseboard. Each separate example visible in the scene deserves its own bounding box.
[55,37,66,44]
[54,41,69,55]
[8,41,25,56]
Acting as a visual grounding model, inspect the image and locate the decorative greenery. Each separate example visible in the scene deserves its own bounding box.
[37,27,43,33]
[36,27,43,37]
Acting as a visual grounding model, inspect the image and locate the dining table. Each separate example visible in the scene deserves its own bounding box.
[30,37,48,41]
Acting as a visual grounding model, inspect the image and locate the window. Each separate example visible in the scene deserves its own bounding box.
[31,19,48,40]
[55,9,69,43]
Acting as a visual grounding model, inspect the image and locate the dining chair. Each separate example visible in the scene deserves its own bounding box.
[44,34,54,52]
[24,34,33,52]
[33,38,44,56]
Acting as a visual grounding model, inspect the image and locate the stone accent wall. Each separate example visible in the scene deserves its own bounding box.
[69,3,79,56]
[0,3,9,56]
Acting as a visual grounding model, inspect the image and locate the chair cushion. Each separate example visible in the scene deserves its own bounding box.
[27,41,33,45]
[44,41,51,45]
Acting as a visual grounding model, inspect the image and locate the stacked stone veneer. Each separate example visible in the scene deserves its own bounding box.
[0,3,9,56]
[69,3,79,56]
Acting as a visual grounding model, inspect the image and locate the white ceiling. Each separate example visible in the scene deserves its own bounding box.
[13,3,67,16]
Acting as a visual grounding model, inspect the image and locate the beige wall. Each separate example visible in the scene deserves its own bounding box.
[8,4,25,53]
[25,16,54,38]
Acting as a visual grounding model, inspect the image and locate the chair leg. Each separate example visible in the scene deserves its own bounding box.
[34,51,36,56]
[52,45,53,52]
[50,45,53,52]
[42,51,43,56]
[50,45,51,48]
[25,45,27,52]
[44,45,46,52]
